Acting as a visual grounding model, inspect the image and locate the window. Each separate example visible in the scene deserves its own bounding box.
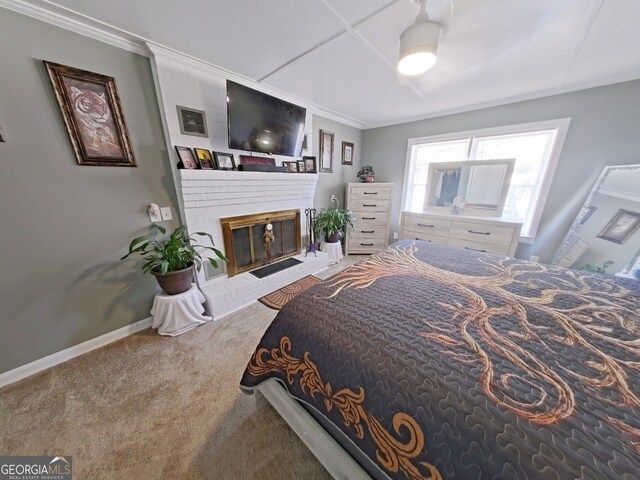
[402,119,570,242]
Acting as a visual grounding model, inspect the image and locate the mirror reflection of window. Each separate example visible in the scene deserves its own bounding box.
[433,168,461,206]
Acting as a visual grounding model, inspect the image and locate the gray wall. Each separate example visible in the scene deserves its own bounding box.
[313,115,362,210]
[362,80,640,262]
[0,11,179,374]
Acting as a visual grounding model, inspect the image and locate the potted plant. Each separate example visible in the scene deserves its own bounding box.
[357,165,375,183]
[121,224,227,295]
[315,208,355,243]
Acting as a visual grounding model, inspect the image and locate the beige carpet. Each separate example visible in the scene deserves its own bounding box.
[0,257,361,479]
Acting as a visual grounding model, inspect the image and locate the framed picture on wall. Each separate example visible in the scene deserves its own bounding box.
[341,141,354,165]
[175,145,199,169]
[319,129,334,173]
[597,209,640,244]
[177,105,208,138]
[303,156,317,173]
[213,151,236,170]
[194,148,216,169]
[43,61,136,167]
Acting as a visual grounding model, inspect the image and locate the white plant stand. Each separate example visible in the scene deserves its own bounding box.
[321,240,344,265]
[150,283,212,336]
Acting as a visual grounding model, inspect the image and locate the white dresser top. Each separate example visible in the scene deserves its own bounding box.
[402,209,523,228]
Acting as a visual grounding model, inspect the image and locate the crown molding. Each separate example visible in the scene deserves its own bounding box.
[146,43,367,129]
[364,70,640,129]
[0,0,366,129]
[0,0,148,55]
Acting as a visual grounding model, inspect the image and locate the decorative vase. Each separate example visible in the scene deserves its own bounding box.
[326,232,341,243]
[152,264,194,295]
[359,175,375,183]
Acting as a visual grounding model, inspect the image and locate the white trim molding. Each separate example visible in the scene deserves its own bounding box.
[0,316,152,389]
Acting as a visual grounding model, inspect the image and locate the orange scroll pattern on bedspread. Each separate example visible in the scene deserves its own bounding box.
[324,244,640,453]
[247,336,442,480]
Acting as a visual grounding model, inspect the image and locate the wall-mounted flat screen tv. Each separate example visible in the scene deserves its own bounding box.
[227,80,306,157]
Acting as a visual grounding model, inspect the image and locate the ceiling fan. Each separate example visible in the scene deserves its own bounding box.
[398,0,453,76]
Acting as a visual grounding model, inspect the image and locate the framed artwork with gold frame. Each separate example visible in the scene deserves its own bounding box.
[44,60,136,167]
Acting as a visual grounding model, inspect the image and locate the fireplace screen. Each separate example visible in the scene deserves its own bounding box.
[221,209,301,277]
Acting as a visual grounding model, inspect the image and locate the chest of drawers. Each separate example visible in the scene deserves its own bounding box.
[400,211,522,257]
[345,183,393,254]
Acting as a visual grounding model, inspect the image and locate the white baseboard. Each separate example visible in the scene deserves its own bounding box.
[0,316,152,389]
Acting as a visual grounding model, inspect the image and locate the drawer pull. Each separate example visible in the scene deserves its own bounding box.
[416,238,431,242]
[465,247,487,253]
[418,223,435,228]
[468,230,491,236]
[362,217,376,220]
[363,204,377,207]
[361,230,375,234]
[363,192,378,195]
[360,243,374,246]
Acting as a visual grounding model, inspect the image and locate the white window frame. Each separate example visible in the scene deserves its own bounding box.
[401,118,571,244]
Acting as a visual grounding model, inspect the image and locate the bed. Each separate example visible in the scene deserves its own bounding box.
[240,240,640,479]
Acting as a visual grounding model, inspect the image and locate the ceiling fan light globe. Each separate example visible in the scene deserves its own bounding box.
[398,19,440,76]
[398,51,437,75]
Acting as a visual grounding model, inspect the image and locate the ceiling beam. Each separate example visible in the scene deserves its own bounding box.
[558,0,605,86]
[258,0,425,100]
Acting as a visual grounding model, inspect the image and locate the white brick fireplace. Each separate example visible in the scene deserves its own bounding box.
[179,169,328,318]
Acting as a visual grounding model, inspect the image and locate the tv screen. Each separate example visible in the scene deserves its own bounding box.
[227,80,306,157]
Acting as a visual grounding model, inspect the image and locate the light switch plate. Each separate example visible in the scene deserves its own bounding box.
[161,207,173,221]
[148,203,162,222]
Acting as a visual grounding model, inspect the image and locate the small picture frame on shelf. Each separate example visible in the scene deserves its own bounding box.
[194,148,215,169]
[341,141,354,166]
[303,156,317,173]
[297,160,305,172]
[177,105,208,138]
[175,145,199,169]
[283,161,298,173]
[213,151,236,170]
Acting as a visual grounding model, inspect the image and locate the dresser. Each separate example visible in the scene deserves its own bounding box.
[400,211,522,257]
[345,183,393,255]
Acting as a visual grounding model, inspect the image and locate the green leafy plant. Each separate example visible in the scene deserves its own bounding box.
[357,165,375,178]
[314,208,355,240]
[121,224,227,275]
[578,260,614,274]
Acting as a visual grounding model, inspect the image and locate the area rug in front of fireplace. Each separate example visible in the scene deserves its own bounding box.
[258,275,322,310]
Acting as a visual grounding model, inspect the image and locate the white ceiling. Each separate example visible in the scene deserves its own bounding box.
[8,0,640,127]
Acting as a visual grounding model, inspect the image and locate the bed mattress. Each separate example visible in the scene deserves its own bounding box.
[241,240,640,479]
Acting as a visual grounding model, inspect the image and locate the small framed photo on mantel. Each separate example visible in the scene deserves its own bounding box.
[194,148,215,170]
[175,145,198,169]
[303,156,317,173]
[213,151,236,170]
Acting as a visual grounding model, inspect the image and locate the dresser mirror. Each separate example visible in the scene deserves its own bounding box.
[424,159,515,216]
[553,164,640,278]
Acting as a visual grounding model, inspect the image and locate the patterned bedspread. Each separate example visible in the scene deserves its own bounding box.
[240,240,640,480]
